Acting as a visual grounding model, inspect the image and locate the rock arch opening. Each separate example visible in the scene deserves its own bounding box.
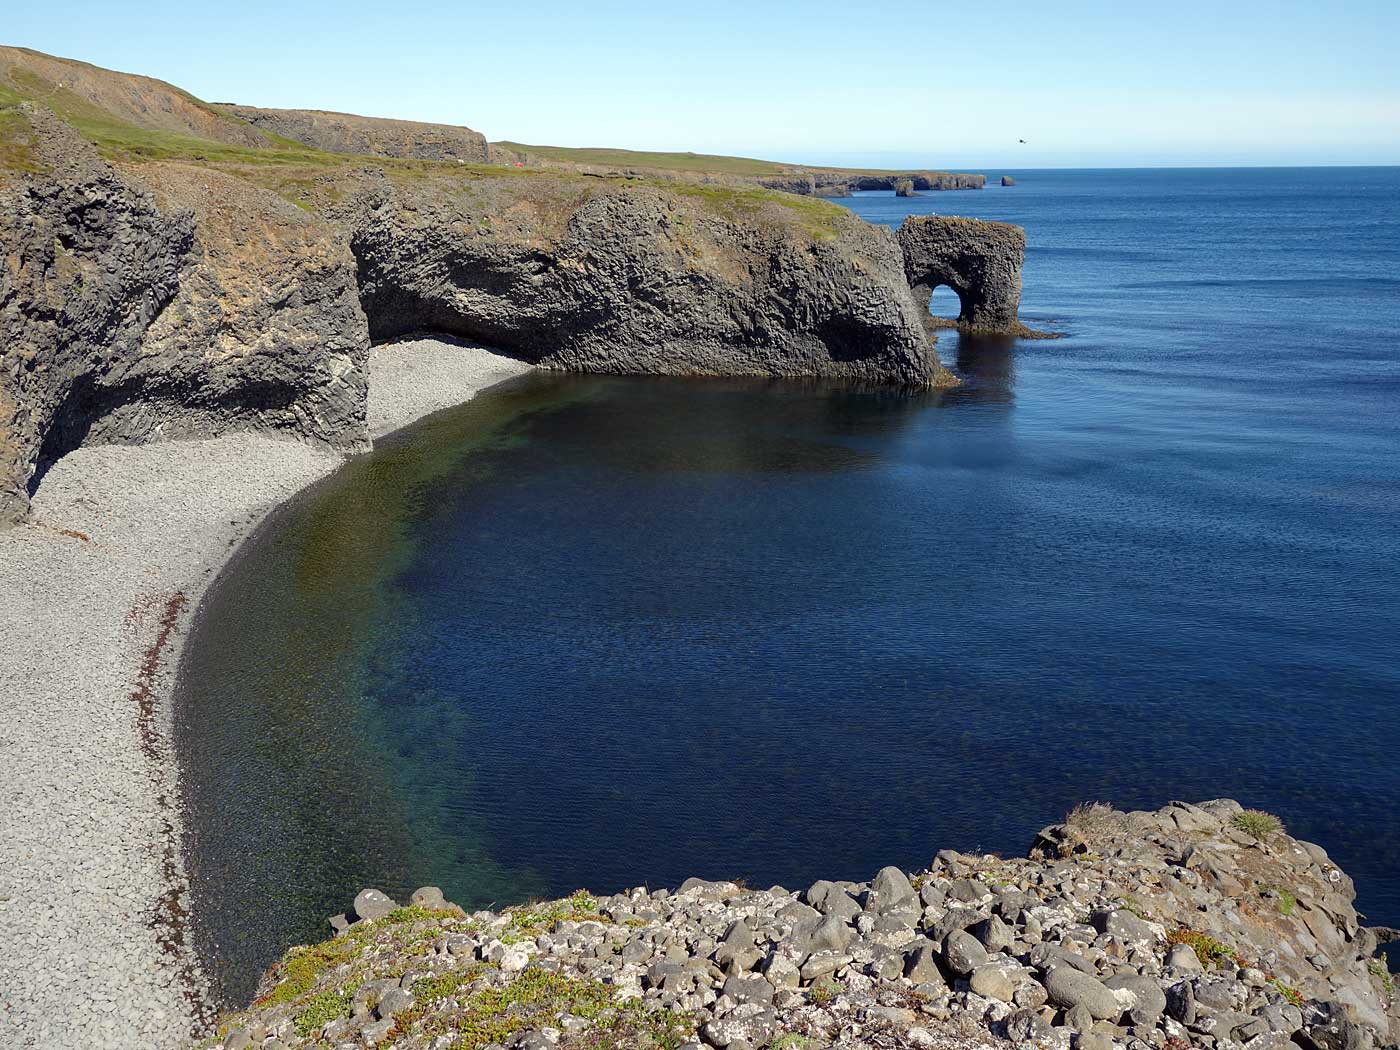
[896,216,1025,332]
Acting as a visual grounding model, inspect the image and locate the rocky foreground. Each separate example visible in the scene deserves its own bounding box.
[204,801,1397,1050]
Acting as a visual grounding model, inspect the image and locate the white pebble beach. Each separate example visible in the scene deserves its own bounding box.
[0,341,531,1050]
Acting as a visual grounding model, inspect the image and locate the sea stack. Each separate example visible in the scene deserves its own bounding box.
[1002,175,1017,186]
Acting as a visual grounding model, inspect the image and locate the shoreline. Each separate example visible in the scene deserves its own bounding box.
[0,340,531,1050]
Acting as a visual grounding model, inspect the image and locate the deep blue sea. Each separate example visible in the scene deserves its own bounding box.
[175,168,1400,1003]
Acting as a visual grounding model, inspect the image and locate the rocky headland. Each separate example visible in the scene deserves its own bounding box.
[206,800,1399,1050]
[1,45,1028,526]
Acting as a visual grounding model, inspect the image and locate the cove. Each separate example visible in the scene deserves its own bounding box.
[177,169,1400,1007]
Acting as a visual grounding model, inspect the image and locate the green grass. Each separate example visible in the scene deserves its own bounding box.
[503,890,601,941]
[3,68,855,243]
[666,181,847,239]
[494,141,795,176]
[493,140,970,181]
[1233,809,1285,841]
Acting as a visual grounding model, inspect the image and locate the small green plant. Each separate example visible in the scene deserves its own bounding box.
[1120,894,1151,921]
[769,1036,812,1050]
[1369,954,1395,998]
[1259,885,1296,916]
[1167,927,1235,969]
[1271,980,1305,1007]
[808,982,836,1005]
[293,987,355,1036]
[1232,809,1284,841]
[1065,801,1119,830]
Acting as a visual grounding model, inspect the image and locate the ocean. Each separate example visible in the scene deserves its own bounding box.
[174,167,1400,1002]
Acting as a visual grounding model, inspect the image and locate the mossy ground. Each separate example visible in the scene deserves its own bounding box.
[205,896,691,1050]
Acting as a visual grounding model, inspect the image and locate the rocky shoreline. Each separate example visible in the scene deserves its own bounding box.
[204,801,1398,1050]
[0,343,531,1050]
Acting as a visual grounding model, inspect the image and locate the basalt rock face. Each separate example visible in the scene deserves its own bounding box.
[208,800,1399,1050]
[215,105,491,164]
[344,175,947,386]
[898,214,1025,332]
[0,105,368,524]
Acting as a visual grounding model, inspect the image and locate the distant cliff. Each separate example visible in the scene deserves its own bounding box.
[214,105,491,164]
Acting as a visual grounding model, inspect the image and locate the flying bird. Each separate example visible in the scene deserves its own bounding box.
[1019,138,1027,144]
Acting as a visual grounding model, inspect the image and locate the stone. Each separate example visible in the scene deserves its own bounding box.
[974,913,1014,952]
[867,865,916,911]
[1165,943,1204,973]
[800,950,851,982]
[376,987,414,1019]
[943,930,990,976]
[808,914,855,954]
[761,952,800,990]
[1045,966,1123,1021]
[410,886,447,909]
[1092,909,1155,945]
[721,974,774,1006]
[353,888,398,923]
[905,939,947,985]
[1005,1007,1054,1042]
[970,963,1017,1003]
[1065,1003,1095,1033]
[361,1018,395,1044]
[1002,176,1017,186]
[1104,973,1166,1025]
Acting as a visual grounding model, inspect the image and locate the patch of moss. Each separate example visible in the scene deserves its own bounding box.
[405,966,688,1050]
[505,890,601,936]
[293,986,356,1036]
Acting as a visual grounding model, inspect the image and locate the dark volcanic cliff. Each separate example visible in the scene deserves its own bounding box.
[345,176,943,385]
[0,105,369,522]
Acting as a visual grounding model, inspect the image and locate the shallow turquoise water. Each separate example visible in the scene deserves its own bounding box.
[176,168,1400,1003]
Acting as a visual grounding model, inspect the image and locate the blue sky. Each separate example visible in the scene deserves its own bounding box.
[9,0,1399,167]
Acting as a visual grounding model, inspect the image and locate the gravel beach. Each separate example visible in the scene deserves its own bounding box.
[0,342,531,1050]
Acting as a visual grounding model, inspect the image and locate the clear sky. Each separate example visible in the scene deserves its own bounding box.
[8,0,1399,168]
